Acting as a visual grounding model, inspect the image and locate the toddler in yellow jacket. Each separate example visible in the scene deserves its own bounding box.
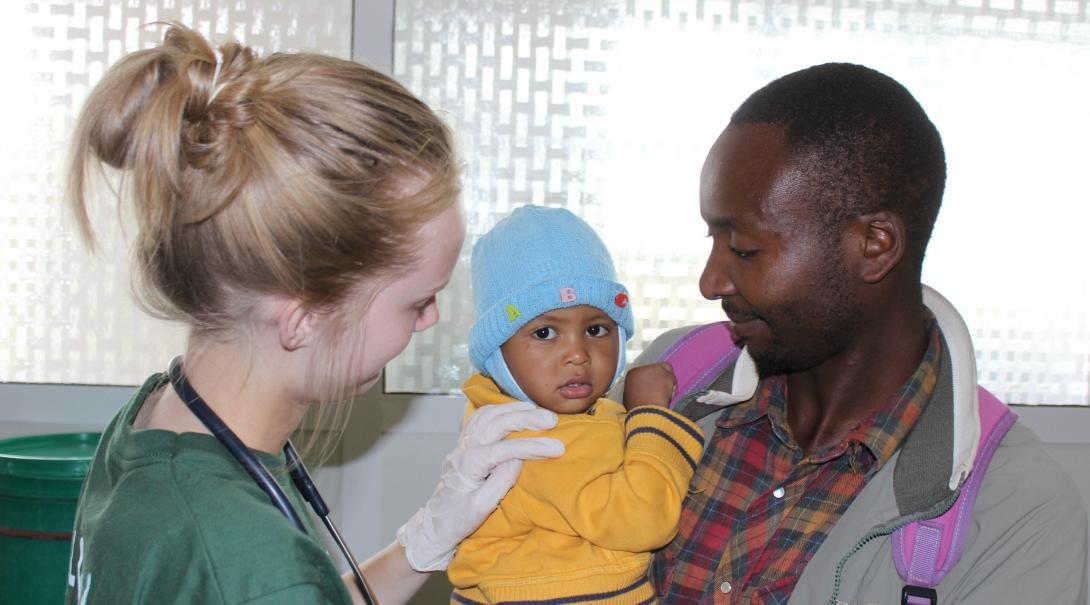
[449,206,704,604]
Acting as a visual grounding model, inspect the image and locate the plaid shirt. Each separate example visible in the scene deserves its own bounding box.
[650,323,942,604]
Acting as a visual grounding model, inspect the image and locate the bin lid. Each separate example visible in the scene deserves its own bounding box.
[0,433,101,481]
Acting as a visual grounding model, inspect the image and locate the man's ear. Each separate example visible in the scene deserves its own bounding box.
[849,211,906,284]
[277,299,316,352]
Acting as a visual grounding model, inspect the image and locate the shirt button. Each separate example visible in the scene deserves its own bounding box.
[719,580,733,594]
[772,486,786,499]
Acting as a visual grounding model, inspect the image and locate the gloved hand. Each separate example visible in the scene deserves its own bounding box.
[396,400,565,571]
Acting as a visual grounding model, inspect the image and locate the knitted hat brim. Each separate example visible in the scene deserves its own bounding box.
[468,274,634,371]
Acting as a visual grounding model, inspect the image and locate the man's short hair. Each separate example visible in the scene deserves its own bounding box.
[730,63,946,274]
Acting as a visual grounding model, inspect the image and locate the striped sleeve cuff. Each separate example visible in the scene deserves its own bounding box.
[624,406,705,472]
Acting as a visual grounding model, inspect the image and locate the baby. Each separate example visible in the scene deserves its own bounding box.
[447,205,704,604]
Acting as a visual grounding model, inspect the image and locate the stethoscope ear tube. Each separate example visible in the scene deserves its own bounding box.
[167,357,309,533]
[285,442,378,604]
[167,357,377,604]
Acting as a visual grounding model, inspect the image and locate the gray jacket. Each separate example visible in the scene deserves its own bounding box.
[622,288,1087,604]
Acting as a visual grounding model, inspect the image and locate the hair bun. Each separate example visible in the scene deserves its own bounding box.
[68,21,460,353]
[179,39,259,171]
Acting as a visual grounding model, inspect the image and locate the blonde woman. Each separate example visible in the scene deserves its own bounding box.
[65,24,563,605]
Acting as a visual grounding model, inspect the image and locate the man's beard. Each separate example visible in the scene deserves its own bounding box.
[737,257,862,379]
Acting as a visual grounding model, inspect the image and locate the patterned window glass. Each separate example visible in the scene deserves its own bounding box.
[0,0,352,385]
[386,0,1090,405]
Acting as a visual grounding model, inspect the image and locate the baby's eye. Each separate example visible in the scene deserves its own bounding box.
[586,324,611,338]
[532,326,558,340]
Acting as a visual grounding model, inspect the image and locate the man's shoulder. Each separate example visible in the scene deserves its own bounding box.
[638,325,702,361]
[983,419,1086,514]
[935,417,1089,602]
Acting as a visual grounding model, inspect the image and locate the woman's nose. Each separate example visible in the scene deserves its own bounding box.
[414,301,440,332]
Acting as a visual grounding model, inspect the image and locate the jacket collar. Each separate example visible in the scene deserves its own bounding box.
[892,285,981,515]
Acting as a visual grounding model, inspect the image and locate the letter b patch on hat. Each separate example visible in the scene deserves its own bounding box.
[560,287,577,303]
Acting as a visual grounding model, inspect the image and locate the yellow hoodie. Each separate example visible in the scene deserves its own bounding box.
[448,374,705,604]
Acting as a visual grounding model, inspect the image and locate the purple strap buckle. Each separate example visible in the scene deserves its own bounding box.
[902,585,937,605]
[892,388,1018,604]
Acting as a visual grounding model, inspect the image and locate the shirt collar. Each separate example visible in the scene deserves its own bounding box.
[715,317,943,472]
[714,378,776,429]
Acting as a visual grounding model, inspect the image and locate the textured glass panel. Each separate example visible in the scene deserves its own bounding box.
[0,0,352,385]
[388,0,1090,404]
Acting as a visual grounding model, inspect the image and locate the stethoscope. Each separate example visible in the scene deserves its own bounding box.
[167,357,378,605]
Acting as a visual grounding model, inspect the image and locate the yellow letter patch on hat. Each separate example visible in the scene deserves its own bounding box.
[505,304,521,322]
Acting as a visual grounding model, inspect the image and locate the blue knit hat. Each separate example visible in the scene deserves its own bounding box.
[469,206,634,401]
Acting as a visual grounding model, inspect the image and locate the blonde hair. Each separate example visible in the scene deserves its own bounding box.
[68,23,460,463]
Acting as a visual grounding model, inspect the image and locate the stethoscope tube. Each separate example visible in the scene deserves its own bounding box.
[167,357,378,604]
[283,443,376,604]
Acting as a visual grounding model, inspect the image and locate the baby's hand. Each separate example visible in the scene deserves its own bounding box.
[622,362,677,411]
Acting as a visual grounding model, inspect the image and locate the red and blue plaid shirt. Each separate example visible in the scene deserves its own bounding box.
[650,323,942,604]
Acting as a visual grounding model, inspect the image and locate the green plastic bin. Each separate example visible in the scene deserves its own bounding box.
[0,432,101,605]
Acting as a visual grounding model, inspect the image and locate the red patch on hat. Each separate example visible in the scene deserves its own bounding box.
[614,292,628,308]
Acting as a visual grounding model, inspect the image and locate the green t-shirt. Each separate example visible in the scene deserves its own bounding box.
[66,374,353,605]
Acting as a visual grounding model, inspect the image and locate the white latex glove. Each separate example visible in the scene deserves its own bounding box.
[396,400,564,571]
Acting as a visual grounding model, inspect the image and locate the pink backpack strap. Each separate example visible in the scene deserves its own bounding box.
[892,388,1018,604]
[656,322,742,409]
